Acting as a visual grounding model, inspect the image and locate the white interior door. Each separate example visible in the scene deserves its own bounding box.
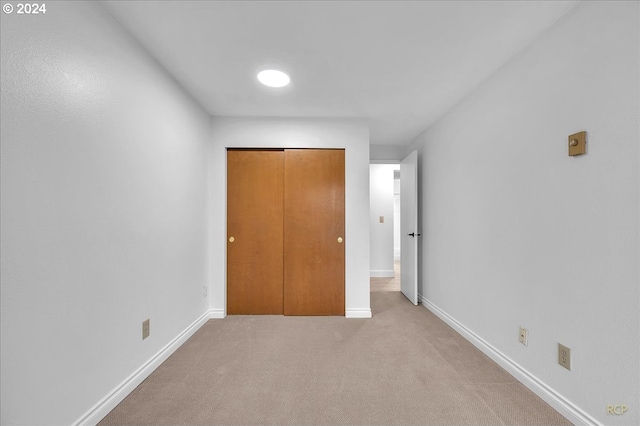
[400,150,418,305]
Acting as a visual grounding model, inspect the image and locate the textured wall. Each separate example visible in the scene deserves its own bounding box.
[1,3,211,424]
[409,1,639,424]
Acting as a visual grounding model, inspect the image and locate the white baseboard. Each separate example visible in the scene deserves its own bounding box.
[208,308,226,319]
[73,310,212,426]
[346,308,372,318]
[370,270,395,278]
[418,294,601,426]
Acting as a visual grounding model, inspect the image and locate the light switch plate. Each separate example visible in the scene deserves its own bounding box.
[568,131,586,156]
[379,216,384,223]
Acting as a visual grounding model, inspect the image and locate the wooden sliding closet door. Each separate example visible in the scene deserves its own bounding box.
[284,149,345,315]
[227,150,284,314]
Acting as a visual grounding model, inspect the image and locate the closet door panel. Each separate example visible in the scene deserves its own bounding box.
[284,149,345,315]
[227,150,284,314]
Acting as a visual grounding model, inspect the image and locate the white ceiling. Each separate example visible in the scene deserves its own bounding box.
[102,0,579,146]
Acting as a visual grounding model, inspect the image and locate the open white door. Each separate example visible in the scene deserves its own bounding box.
[400,150,419,305]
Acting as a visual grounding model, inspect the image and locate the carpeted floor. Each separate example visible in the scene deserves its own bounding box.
[99,291,571,425]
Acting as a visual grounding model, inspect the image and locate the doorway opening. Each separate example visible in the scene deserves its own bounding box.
[369,150,419,305]
[369,164,401,292]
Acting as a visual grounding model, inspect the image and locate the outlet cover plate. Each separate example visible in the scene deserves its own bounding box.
[142,319,150,340]
[519,327,528,346]
[558,343,571,370]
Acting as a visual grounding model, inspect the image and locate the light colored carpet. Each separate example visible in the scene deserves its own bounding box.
[370,261,401,292]
[99,291,571,425]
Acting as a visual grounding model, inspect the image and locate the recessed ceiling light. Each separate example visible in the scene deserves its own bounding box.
[257,69,290,88]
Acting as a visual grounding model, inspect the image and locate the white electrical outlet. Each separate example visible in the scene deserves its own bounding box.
[558,343,571,370]
[142,319,150,340]
[519,326,528,346]
[204,286,208,297]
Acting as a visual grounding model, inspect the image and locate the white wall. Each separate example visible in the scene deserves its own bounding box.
[370,144,408,163]
[0,3,211,425]
[393,176,401,261]
[210,117,371,318]
[409,2,639,425]
[369,165,395,277]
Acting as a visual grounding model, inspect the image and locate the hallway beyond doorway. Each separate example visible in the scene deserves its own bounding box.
[371,261,401,292]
